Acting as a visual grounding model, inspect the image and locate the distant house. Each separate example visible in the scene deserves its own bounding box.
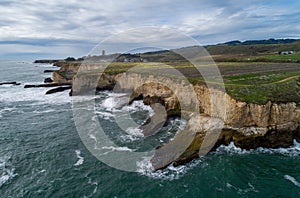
[279,51,294,55]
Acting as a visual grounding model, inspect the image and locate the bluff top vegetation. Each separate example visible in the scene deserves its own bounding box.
[52,38,300,104]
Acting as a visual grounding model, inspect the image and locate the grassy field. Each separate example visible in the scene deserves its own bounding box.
[73,59,300,104]
[256,54,300,62]
[102,61,300,104]
[225,79,300,104]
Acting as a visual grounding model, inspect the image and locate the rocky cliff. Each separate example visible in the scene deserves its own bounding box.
[52,62,81,84]
[55,62,300,170]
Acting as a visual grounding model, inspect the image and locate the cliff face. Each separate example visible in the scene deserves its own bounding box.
[114,73,300,132]
[112,73,300,168]
[115,73,199,116]
[56,63,300,170]
[53,62,81,84]
[193,85,300,134]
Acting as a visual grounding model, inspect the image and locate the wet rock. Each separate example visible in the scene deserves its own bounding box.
[44,70,57,73]
[45,86,72,95]
[34,59,61,64]
[54,66,300,168]
[44,78,53,83]
[139,103,167,137]
[151,115,224,170]
[24,83,71,88]
[0,81,20,86]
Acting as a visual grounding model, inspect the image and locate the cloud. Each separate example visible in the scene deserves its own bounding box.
[0,0,300,58]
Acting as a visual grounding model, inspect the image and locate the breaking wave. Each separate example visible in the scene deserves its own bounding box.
[284,175,300,187]
[136,157,204,180]
[74,150,84,166]
[216,140,300,156]
[0,156,17,187]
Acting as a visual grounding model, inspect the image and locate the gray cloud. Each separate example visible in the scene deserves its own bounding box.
[0,0,300,58]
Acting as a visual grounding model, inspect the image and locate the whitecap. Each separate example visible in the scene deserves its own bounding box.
[0,84,71,105]
[95,111,115,121]
[216,140,300,156]
[284,175,300,187]
[256,140,300,156]
[125,127,144,137]
[119,127,144,142]
[32,109,57,114]
[121,100,154,116]
[136,157,202,180]
[74,150,84,166]
[0,107,17,118]
[101,146,135,152]
[100,93,128,111]
[216,142,251,154]
[99,146,135,156]
[0,157,17,187]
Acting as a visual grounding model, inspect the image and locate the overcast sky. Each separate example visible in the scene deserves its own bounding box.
[1,0,300,59]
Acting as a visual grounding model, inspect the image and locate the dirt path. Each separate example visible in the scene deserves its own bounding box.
[204,75,300,87]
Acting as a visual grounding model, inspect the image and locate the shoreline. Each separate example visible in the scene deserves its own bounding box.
[26,60,300,170]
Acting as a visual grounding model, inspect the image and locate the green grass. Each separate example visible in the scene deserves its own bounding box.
[70,61,300,104]
[258,54,300,62]
[226,79,300,104]
[224,71,300,85]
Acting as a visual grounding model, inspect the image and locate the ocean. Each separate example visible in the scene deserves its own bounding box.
[0,60,300,197]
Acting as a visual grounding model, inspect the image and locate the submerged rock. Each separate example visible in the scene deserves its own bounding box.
[45,86,72,95]
[24,83,71,88]
[34,59,61,64]
[0,81,20,86]
[44,70,57,73]
[44,78,53,83]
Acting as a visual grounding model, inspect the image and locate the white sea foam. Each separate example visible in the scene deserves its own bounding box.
[0,84,71,105]
[95,111,115,121]
[88,177,98,195]
[101,146,135,152]
[120,127,144,142]
[137,139,300,180]
[83,177,99,198]
[0,107,17,118]
[284,175,300,187]
[32,109,63,114]
[98,93,154,115]
[226,182,258,194]
[216,142,251,154]
[0,157,17,187]
[216,140,300,156]
[121,100,154,117]
[100,93,128,111]
[95,92,155,141]
[74,150,84,166]
[99,146,135,156]
[136,157,203,180]
[125,127,144,137]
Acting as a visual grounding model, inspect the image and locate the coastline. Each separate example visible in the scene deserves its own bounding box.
[30,60,300,170]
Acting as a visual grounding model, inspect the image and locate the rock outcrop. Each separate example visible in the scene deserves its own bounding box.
[0,81,21,86]
[109,72,300,169]
[45,86,72,95]
[24,83,71,88]
[34,59,61,64]
[52,62,81,84]
[44,78,53,83]
[55,62,300,170]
